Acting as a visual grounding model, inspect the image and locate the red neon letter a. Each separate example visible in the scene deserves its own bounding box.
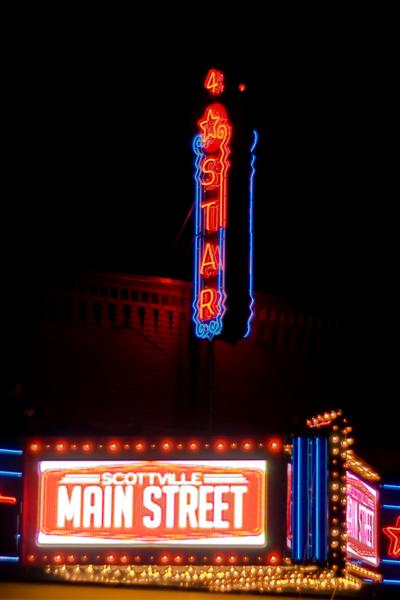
[200,243,219,277]
[199,288,218,321]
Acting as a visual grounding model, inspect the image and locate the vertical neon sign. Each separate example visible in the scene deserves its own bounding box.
[193,68,258,341]
[193,70,232,340]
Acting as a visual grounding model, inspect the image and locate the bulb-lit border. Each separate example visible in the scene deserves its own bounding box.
[23,436,284,567]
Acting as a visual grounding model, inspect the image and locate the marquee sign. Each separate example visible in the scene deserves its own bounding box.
[346,471,379,567]
[22,437,289,566]
[36,460,265,547]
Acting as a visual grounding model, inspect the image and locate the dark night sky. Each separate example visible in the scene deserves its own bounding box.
[2,14,399,470]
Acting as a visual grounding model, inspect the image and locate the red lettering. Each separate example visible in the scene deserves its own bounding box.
[200,243,219,277]
[201,158,220,188]
[199,288,218,321]
[201,200,219,232]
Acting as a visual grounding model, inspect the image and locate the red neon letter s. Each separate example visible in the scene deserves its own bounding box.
[201,158,220,188]
[199,288,218,321]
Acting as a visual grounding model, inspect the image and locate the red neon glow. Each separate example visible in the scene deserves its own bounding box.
[346,472,379,567]
[199,108,221,144]
[200,243,219,277]
[34,460,266,547]
[383,516,400,558]
[201,200,218,232]
[0,493,17,505]
[199,288,219,321]
[201,158,221,188]
[238,83,246,92]
[194,101,231,337]
[204,69,225,96]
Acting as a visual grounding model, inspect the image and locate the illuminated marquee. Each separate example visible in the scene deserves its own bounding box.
[346,471,379,567]
[36,460,265,547]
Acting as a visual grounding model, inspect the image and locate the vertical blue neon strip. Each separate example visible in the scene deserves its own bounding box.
[192,134,225,340]
[307,438,313,560]
[315,436,328,561]
[296,437,302,560]
[293,436,308,562]
[315,437,320,559]
[192,134,205,338]
[244,130,258,338]
[322,436,328,561]
[292,436,328,563]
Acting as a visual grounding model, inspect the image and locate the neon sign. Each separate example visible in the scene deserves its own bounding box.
[35,460,265,547]
[346,471,379,567]
[0,493,17,505]
[383,516,400,558]
[193,68,258,341]
[193,97,232,340]
[204,68,225,97]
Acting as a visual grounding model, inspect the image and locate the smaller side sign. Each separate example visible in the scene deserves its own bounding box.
[346,471,379,567]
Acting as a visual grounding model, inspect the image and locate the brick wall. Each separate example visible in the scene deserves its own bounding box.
[28,272,339,435]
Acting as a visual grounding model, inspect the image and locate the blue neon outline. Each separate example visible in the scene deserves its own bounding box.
[297,438,302,560]
[382,504,400,510]
[192,133,203,337]
[323,436,328,560]
[0,448,23,455]
[0,556,19,562]
[244,129,258,338]
[383,579,400,585]
[307,438,313,560]
[383,485,400,491]
[192,134,225,340]
[382,559,400,565]
[0,471,22,478]
[316,437,320,560]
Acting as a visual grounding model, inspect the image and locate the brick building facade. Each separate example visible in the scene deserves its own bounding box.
[22,271,340,437]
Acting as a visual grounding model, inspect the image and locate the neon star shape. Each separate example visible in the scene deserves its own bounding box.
[200,108,220,143]
[383,516,400,558]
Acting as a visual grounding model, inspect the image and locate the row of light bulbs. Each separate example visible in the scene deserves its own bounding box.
[47,564,363,593]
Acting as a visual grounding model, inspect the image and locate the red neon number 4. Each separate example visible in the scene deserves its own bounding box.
[204,69,224,96]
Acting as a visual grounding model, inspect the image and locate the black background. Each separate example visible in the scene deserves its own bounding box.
[2,11,399,475]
